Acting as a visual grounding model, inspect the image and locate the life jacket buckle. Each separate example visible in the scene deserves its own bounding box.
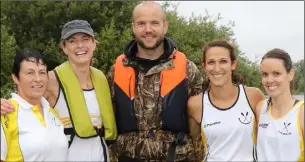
[94,126,105,137]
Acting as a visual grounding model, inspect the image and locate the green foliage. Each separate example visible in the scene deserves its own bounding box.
[294,59,304,94]
[235,56,262,88]
[1,25,17,98]
[1,1,303,98]
[94,19,133,72]
[161,2,263,89]
[1,1,138,70]
[163,3,235,66]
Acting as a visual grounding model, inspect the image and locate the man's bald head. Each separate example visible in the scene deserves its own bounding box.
[132,1,166,22]
[131,1,168,53]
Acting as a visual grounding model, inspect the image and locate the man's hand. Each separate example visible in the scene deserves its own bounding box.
[1,98,14,115]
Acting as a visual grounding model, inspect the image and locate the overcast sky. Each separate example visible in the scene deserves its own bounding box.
[166,1,304,63]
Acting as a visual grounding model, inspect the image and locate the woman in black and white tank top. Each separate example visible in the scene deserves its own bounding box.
[187,40,265,161]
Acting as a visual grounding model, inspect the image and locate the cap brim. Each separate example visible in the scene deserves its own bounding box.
[61,29,94,40]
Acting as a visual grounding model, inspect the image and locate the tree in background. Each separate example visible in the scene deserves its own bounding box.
[1,1,303,98]
[294,59,304,94]
[1,1,138,71]
[162,2,263,89]
[1,24,17,98]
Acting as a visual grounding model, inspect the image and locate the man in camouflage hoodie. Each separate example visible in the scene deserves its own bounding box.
[107,2,204,161]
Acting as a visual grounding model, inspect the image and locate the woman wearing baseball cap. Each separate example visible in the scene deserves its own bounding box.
[1,20,117,161]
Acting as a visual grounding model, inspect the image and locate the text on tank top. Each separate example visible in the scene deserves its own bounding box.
[257,99,304,161]
[201,84,256,161]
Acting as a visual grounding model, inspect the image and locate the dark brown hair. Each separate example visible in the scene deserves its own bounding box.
[13,48,47,79]
[201,40,244,91]
[261,48,294,105]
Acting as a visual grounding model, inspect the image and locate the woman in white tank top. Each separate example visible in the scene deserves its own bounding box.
[257,48,304,161]
[187,40,265,161]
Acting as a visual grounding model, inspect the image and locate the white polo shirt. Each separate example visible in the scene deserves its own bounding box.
[1,93,68,161]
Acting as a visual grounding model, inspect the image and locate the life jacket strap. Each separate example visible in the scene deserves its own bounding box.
[64,128,75,148]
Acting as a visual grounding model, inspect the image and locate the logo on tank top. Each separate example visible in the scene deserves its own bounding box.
[204,121,221,128]
[238,111,252,125]
[258,122,270,128]
[279,122,292,135]
[52,117,61,126]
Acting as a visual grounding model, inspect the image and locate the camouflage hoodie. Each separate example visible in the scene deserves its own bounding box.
[107,38,204,161]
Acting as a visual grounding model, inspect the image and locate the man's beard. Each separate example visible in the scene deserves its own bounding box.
[136,36,164,50]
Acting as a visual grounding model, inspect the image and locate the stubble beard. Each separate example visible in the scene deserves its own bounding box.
[136,36,164,51]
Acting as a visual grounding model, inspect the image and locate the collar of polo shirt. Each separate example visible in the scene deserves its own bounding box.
[11,93,50,110]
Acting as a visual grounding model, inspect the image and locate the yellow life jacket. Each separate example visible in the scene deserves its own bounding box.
[54,61,117,141]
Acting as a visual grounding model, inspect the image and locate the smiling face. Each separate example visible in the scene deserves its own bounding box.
[202,46,237,88]
[12,58,48,101]
[132,2,168,51]
[61,32,96,65]
[260,58,294,98]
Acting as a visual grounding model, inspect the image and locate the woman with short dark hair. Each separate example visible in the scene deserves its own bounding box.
[0,48,68,161]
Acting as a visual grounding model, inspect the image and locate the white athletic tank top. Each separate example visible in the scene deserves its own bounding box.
[201,84,256,161]
[54,88,109,161]
[257,99,304,161]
